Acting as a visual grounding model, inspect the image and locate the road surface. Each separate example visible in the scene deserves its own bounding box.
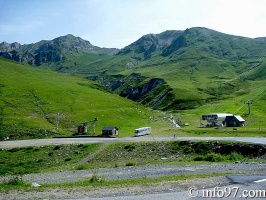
[1,136,266,149]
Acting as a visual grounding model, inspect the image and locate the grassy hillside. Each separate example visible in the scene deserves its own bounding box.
[169,78,266,135]
[1,27,266,139]
[3,28,265,111]
[0,58,170,139]
[84,27,266,111]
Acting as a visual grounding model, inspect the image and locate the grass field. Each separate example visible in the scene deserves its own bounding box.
[0,58,170,139]
[0,140,265,176]
[1,49,266,140]
[0,143,101,175]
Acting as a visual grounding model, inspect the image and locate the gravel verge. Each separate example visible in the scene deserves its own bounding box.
[1,162,266,199]
[1,176,229,200]
[21,162,266,184]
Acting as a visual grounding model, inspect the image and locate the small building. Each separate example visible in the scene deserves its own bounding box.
[225,115,245,127]
[102,126,118,136]
[201,113,245,127]
[201,113,233,127]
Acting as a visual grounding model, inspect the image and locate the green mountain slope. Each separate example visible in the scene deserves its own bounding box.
[0,58,169,139]
[84,27,266,110]
[1,27,265,112]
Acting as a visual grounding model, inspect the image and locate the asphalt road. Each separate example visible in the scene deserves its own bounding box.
[77,175,266,200]
[1,136,266,149]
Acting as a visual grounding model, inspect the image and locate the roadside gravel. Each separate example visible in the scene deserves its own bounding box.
[0,176,229,200]
[1,162,265,200]
[22,162,266,184]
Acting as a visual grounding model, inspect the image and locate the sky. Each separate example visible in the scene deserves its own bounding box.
[0,0,265,49]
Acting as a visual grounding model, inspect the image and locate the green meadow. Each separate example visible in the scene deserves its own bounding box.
[1,43,266,140]
[0,58,169,139]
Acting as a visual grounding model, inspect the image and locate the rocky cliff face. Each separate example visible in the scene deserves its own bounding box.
[0,42,21,52]
[100,73,172,109]
[0,34,119,66]
[117,30,183,60]
[255,37,266,42]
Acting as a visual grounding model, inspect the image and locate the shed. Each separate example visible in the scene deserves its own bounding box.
[225,115,245,127]
[102,126,118,136]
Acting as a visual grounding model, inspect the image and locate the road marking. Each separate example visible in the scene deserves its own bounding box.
[254,179,266,183]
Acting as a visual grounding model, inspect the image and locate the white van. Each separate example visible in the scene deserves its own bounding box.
[134,127,151,137]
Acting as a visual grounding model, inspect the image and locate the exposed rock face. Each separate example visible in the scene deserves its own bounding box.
[0,34,119,66]
[119,78,171,109]
[255,37,266,41]
[127,78,165,101]
[0,42,21,52]
[100,73,172,109]
[109,80,124,91]
[117,30,183,60]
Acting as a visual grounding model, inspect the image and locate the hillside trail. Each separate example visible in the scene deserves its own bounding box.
[78,143,107,164]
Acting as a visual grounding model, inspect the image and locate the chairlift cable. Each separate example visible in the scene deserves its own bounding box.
[225,49,266,82]
[233,86,266,114]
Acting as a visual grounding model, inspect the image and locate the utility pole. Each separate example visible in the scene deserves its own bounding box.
[245,100,254,115]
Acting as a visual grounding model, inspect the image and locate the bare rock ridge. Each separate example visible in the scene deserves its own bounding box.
[0,34,119,66]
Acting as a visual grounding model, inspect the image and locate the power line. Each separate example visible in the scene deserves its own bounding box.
[226,49,266,82]
[233,86,266,114]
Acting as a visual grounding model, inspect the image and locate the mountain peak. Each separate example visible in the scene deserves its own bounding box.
[0,41,21,52]
[0,34,119,65]
[255,37,266,41]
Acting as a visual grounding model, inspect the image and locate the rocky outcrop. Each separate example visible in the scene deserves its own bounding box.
[122,78,165,101]
[0,34,119,66]
[0,42,21,52]
[100,73,172,109]
[255,37,266,42]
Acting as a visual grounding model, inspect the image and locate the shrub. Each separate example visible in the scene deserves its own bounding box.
[193,141,211,154]
[37,159,43,163]
[24,146,34,151]
[3,174,24,185]
[8,148,20,152]
[193,155,205,161]
[48,152,54,156]
[53,146,60,150]
[125,161,137,166]
[64,158,71,162]
[205,153,224,162]
[89,171,102,183]
[193,153,224,162]
[33,148,40,151]
[170,141,180,153]
[226,152,244,161]
[75,164,87,170]
[124,144,135,152]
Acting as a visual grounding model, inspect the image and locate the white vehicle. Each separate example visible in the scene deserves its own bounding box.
[134,127,151,137]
